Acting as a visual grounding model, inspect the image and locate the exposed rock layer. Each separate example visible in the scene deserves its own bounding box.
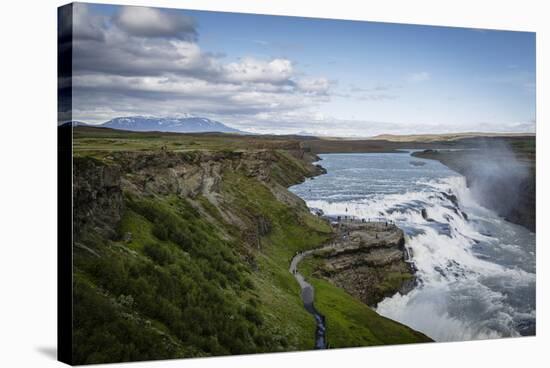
[73,149,323,244]
[413,149,535,232]
[312,221,415,306]
[73,157,124,242]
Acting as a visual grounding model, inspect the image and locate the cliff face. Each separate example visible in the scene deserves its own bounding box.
[312,222,415,306]
[95,150,324,243]
[413,149,535,232]
[73,149,323,237]
[73,157,124,242]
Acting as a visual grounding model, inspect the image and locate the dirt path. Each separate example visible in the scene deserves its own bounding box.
[288,219,395,349]
[289,250,327,349]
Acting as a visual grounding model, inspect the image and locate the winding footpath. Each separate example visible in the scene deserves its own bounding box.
[289,220,393,349]
[289,250,327,349]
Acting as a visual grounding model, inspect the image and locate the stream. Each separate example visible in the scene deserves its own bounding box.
[289,250,327,349]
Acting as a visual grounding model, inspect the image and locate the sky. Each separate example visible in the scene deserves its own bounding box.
[66,3,536,137]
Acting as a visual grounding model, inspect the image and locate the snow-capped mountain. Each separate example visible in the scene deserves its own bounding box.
[101,116,244,134]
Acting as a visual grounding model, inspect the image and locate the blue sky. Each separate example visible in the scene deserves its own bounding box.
[70,3,536,136]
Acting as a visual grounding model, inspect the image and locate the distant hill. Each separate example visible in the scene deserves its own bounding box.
[369,132,535,142]
[101,116,244,134]
[59,121,91,127]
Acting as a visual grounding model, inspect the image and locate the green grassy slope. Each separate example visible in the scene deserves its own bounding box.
[74,194,273,363]
[299,258,431,347]
[72,150,333,364]
[71,131,432,364]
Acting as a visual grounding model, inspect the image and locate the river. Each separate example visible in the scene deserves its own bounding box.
[289,152,536,342]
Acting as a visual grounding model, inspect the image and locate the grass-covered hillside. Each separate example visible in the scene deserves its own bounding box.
[71,127,430,364]
[298,257,429,348]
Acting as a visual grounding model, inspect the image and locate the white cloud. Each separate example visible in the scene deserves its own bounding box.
[223,58,294,84]
[73,3,106,41]
[72,70,329,125]
[70,5,534,136]
[72,5,333,125]
[114,6,197,40]
[523,82,535,93]
[295,77,331,94]
[407,71,431,82]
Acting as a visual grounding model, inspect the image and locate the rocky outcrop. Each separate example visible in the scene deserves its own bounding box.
[312,221,415,306]
[73,157,124,242]
[413,149,535,232]
[73,149,323,245]
[94,149,322,195]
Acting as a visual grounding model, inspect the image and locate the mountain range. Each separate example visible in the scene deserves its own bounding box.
[99,116,244,134]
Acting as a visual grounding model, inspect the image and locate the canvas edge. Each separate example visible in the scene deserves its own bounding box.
[58,2,74,366]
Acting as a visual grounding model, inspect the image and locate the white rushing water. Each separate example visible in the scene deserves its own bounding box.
[289,152,535,341]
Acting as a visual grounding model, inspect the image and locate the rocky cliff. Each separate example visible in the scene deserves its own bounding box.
[73,157,124,242]
[413,149,535,232]
[73,149,323,237]
[311,221,415,306]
